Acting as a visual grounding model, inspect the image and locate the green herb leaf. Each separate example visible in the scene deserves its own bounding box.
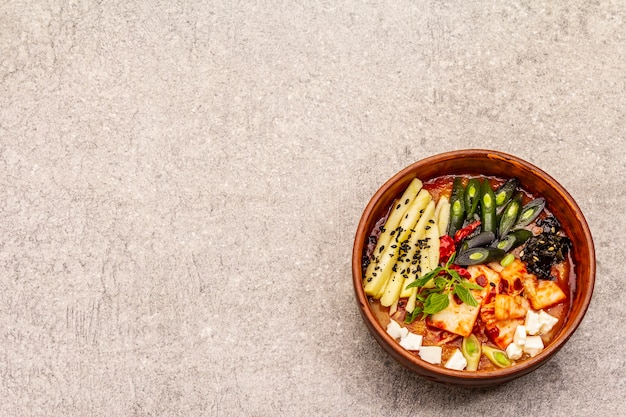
[453,284,479,307]
[405,267,441,290]
[445,252,456,268]
[404,306,423,324]
[403,251,484,322]
[423,293,450,314]
[447,269,462,282]
[461,280,485,291]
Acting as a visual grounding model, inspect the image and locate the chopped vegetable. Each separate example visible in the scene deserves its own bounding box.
[492,229,533,252]
[500,253,515,267]
[459,231,495,252]
[514,198,545,228]
[455,247,506,266]
[447,177,466,237]
[498,192,523,238]
[461,334,482,371]
[482,345,513,368]
[480,179,497,233]
[494,178,519,208]
[463,178,481,220]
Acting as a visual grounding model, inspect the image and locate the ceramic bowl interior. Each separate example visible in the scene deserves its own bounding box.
[352,149,595,387]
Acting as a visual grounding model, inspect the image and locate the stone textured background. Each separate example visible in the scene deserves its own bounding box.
[1,1,624,416]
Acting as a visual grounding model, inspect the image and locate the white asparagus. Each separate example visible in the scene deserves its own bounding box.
[400,199,436,302]
[434,195,451,237]
[427,221,440,271]
[363,178,422,287]
[366,189,432,297]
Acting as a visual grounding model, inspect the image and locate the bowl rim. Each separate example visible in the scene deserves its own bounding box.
[352,149,596,384]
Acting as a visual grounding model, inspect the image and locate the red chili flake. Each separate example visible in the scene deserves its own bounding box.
[486,326,500,342]
[475,274,488,287]
[514,278,523,291]
[453,220,482,244]
[439,235,455,264]
[499,279,509,294]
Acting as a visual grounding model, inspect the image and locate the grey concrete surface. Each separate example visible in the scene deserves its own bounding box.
[1,1,624,416]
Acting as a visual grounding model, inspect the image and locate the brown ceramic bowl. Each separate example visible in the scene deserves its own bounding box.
[352,149,595,387]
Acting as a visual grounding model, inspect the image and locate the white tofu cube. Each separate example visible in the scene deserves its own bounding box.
[444,348,467,371]
[523,335,544,357]
[506,342,523,360]
[538,310,559,334]
[386,320,409,340]
[399,332,423,351]
[419,346,442,365]
[525,310,541,335]
[513,325,527,347]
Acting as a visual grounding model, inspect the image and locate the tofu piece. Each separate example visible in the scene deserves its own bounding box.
[506,342,523,360]
[419,346,442,365]
[513,325,527,347]
[386,320,409,340]
[524,335,544,357]
[538,310,559,334]
[494,294,530,320]
[444,349,467,371]
[525,310,541,335]
[399,332,423,351]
